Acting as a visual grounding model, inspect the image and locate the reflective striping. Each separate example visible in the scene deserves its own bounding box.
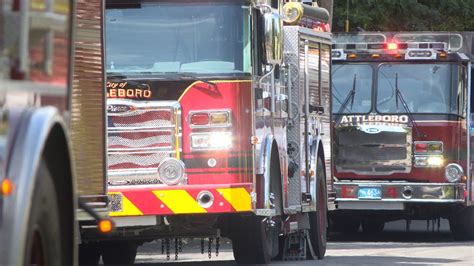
[109,192,143,216]
[108,187,252,216]
[152,190,206,214]
[217,188,252,212]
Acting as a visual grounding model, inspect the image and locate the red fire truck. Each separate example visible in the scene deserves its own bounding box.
[79,0,335,264]
[0,0,109,265]
[331,32,474,239]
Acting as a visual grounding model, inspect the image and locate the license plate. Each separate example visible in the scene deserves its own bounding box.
[358,187,382,199]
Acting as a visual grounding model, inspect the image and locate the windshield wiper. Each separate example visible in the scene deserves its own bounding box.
[334,74,357,123]
[394,73,426,138]
[172,72,216,88]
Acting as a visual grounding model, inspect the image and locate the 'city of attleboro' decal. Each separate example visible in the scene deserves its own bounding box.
[339,114,409,125]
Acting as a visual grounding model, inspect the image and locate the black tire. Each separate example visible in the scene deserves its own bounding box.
[232,150,281,264]
[330,217,361,233]
[231,214,279,264]
[79,243,101,265]
[24,160,66,266]
[101,241,138,265]
[361,220,385,233]
[307,156,327,259]
[449,206,474,241]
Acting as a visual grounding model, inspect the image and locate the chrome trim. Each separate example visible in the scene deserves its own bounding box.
[261,135,274,210]
[334,181,465,203]
[444,163,463,183]
[157,158,185,186]
[106,100,182,183]
[337,201,404,210]
[335,124,412,175]
[255,208,276,217]
[197,190,214,209]
[467,60,472,205]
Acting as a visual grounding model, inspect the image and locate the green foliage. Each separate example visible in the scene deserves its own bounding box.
[332,0,474,32]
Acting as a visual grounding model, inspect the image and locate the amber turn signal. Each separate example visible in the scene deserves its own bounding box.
[1,179,13,196]
[98,219,113,234]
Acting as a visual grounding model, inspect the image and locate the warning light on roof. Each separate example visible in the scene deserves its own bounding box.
[387,43,398,50]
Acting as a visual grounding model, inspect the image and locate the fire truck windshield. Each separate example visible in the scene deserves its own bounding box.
[377,63,463,115]
[332,64,373,114]
[105,0,251,76]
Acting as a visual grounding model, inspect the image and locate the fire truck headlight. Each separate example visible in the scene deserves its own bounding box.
[414,155,444,167]
[445,163,463,183]
[191,132,232,150]
[157,158,185,185]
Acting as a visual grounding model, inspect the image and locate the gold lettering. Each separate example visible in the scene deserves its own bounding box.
[136,89,143,98]
[144,90,152,98]
[119,82,128,88]
[118,89,126,97]
[126,89,135,97]
[109,89,117,97]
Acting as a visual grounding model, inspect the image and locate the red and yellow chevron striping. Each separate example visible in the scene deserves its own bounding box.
[108,185,252,217]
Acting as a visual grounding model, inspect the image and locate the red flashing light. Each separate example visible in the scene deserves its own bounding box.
[387,43,398,50]
[190,113,209,126]
[415,143,428,153]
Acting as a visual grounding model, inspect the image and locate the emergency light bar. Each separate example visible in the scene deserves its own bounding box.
[332,41,448,61]
[332,41,447,51]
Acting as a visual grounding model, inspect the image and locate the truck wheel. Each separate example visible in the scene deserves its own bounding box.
[79,243,101,265]
[101,241,138,265]
[231,215,279,264]
[449,206,474,241]
[330,216,360,233]
[232,154,281,264]
[24,160,66,266]
[307,156,327,259]
[361,220,385,233]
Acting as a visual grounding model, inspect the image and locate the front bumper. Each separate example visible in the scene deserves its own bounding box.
[108,183,253,217]
[334,181,465,210]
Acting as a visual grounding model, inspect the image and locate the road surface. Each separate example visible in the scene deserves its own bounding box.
[135,219,474,265]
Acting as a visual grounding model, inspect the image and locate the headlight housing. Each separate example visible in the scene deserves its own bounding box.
[414,155,444,167]
[190,132,232,150]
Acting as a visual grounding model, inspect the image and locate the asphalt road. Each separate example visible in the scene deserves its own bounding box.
[135,219,474,265]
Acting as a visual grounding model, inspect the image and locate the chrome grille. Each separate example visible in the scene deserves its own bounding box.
[107,99,181,185]
[335,124,412,175]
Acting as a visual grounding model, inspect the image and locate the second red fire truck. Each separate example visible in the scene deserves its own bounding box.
[331,32,473,239]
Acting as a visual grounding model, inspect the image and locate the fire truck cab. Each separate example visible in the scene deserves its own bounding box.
[331,32,474,239]
[79,0,336,264]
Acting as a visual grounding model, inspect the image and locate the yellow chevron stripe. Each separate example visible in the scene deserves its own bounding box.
[108,192,143,217]
[217,188,252,212]
[153,190,206,214]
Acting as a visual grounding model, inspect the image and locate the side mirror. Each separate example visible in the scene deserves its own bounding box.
[262,12,283,65]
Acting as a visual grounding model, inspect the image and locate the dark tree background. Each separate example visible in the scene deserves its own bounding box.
[332,0,474,32]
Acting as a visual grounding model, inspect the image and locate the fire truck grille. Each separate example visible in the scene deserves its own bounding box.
[107,101,181,185]
[110,109,173,128]
[335,125,412,175]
